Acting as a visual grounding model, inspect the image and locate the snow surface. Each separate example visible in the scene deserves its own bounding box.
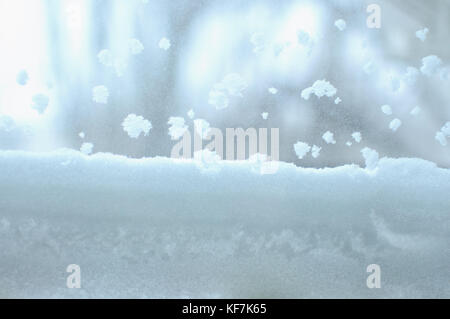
[0,150,449,298]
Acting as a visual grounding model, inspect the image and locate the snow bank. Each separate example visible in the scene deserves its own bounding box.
[0,150,449,298]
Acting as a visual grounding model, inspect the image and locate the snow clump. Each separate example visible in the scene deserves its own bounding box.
[122,114,152,139]
[168,117,188,140]
[322,131,336,144]
[420,55,442,76]
[31,94,49,114]
[361,147,379,170]
[334,19,347,31]
[301,80,337,100]
[294,142,311,159]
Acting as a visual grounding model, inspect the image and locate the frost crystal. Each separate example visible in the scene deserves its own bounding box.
[194,119,211,139]
[261,112,269,120]
[420,55,442,76]
[389,119,402,132]
[80,143,94,155]
[168,117,188,140]
[122,114,152,138]
[128,38,144,55]
[301,80,337,100]
[361,147,379,170]
[322,131,336,144]
[416,28,429,42]
[268,87,278,95]
[381,104,392,115]
[16,70,29,86]
[31,94,49,114]
[0,115,15,132]
[92,85,109,104]
[334,19,347,31]
[159,37,171,50]
[410,106,421,116]
[294,142,311,159]
[352,132,362,143]
[187,109,195,119]
[97,49,114,67]
[311,145,321,158]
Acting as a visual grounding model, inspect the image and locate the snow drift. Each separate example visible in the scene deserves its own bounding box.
[0,150,449,298]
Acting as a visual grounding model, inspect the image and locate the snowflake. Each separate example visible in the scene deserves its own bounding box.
[80,143,94,155]
[92,85,109,104]
[31,94,49,114]
[381,104,392,115]
[352,132,362,143]
[129,38,144,55]
[294,142,311,159]
[334,19,347,31]
[416,28,429,42]
[16,70,29,86]
[311,145,321,158]
[322,131,336,144]
[97,49,114,67]
[268,87,278,95]
[389,119,402,132]
[187,109,195,119]
[159,37,171,50]
[168,117,188,140]
[420,55,442,76]
[122,114,152,138]
[301,80,337,100]
[261,112,269,120]
[194,119,211,139]
[0,115,15,132]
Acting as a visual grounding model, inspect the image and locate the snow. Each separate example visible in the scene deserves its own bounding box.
[361,147,379,170]
[334,97,342,105]
[322,131,336,144]
[187,109,195,119]
[92,85,109,104]
[194,119,211,139]
[78,132,85,139]
[31,93,50,114]
[293,142,311,159]
[381,104,392,115]
[420,55,442,76]
[0,150,449,298]
[268,87,278,95]
[416,28,429,42]
[159,37,171,50]
[168,117,188,140]
[352,132,362,143]
[208,88,229,110]
[80,143,94,155]
[389,119,402,132]
[301,80,337,100]
[128,38,144,55]
[16,69,29,86]
[334,19,347,31]
[122,114,152,139]
[261,112,269,120]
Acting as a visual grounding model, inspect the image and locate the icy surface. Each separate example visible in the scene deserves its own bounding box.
[0,150,449,298]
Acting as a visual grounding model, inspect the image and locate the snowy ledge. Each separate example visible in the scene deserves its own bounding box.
[0,150,449,298]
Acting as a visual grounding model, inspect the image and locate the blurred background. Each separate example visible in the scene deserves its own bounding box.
[0,0,449,168]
